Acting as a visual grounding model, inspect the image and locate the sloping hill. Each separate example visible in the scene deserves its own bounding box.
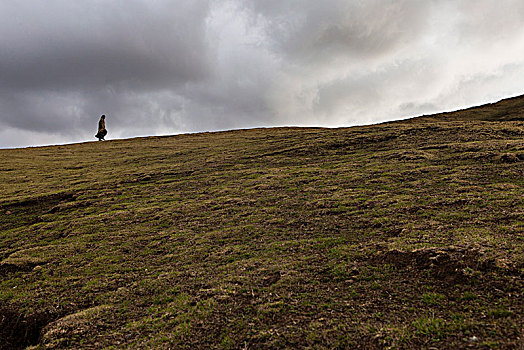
[0,96,523,349]
[409,94,524,122]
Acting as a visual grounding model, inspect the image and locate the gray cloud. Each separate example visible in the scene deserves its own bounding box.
[1,0,524,148]
[1,1,212,91]
[246,0,430,64]
[257,0,524,125]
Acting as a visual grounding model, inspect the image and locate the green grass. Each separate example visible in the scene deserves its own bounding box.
[0,96,523,348]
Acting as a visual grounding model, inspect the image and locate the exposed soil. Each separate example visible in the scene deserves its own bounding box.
[0,306,57,350]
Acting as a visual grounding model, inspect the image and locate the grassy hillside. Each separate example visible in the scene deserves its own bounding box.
[410,94,524,122]
[0,96,523,349]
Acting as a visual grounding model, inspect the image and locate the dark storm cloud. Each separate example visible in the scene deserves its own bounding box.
[0,1,212,91]
[1,0,523,148]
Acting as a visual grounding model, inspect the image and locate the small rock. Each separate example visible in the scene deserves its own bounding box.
[6,210,12,215]
[469,336,479,342]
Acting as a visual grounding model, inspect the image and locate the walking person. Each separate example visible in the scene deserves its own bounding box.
[95,115,107,141]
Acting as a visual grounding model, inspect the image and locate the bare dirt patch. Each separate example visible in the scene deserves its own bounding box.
[0,306,57,350]
[0,193,76,231]
[373,247,499,282]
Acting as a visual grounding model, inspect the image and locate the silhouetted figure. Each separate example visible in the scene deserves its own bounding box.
[95,115,107,141]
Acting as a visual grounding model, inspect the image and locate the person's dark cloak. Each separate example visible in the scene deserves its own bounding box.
[95,116,107,140]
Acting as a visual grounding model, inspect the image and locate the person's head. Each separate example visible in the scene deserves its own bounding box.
[101,115,106,119]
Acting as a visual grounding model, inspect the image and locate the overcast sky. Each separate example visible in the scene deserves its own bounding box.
[1,0,524,148]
